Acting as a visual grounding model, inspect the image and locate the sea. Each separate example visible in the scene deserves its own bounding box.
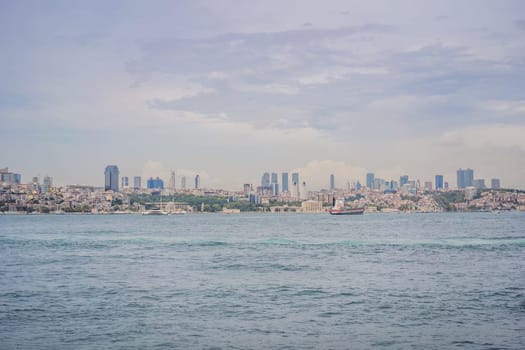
[0,212,524,349]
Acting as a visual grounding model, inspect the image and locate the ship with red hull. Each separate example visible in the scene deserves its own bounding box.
[328,198,364,215]
[328,207,365,215]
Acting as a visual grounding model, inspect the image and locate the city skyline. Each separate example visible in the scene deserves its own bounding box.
[1,164,506,192]
[1,1,524,189]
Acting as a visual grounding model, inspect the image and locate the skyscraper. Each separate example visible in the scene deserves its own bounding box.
[133,176,141,189]
[42,176,53,193]
[282,172,289,192]
[291,173,299,186]
[291,173,300,199]
[400,175,409,188]
[366,173,375,190]
[195,174,200,189]
[121,176,129,189]
[330,174,335,192]
[261,172,270,187]
[147,177,164,189]
[104,165,119,192]
[491,178,501,189]
[457,168,474,189]
[269,172,278,195]
[181,176,186,189]
[169,171,176,191]
[435,175,444,191]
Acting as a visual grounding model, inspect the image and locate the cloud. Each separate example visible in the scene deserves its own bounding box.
[297,66,388,85]
[480,100,525,116]
[437,124,525,152]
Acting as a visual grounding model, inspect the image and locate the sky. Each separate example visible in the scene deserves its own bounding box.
[1,0,525,190]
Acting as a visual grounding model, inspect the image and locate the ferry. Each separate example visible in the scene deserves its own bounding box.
[142,209,168,215]
[328,198,364,215]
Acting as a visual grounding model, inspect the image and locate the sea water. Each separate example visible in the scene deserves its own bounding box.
[1,212,524,349]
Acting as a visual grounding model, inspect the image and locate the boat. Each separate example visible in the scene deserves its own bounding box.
[328,198,364,215]
[142,209,168,215]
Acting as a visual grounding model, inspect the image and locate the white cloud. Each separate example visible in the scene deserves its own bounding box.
[297,66,388,85]
[480,100,525,116]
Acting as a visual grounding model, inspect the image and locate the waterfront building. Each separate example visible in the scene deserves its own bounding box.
[491,178,501,189]
[195,174,200,189]
[330,174,335,192]
[243,184,252,196]
[104,165,119,192]
[147,177,164,189]
[457,168,474,189]
[133,176,141,190]
[366,173,375,190]
[282,172,289,192]
[301,200,323,213]
[435,175,444,190]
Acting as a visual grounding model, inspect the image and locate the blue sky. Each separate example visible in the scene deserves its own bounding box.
[1,0,524,190]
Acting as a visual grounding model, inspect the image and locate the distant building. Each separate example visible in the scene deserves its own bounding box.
[181,176,186,189]
[301,200,323,213]
[435,175,444,190]
[147,177,164,189]
[104,165,119,192]
[271,172,279,196]
[491,178,501,189]
[473,179,486,189]
[400,175,409,188]
[261,173,270,187]
[356,181,362,191]
[133,176,141,189]
[366,173,375,190]
[243,184,252,196]
[121,176,129,189]
[195,174,200,189]
[169,171,176,191]
[457,168,474,189]
[424,181,433,191]
[42,176,53,193]
[1,168,22,185]
[281,172,289,192]
[291,173,300,199]
[330,174,335,192]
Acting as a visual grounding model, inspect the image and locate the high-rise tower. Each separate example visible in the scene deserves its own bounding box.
[457,168,474,189]
[282,172,289,192]
[366,173,375,190]
[104,165,119,192]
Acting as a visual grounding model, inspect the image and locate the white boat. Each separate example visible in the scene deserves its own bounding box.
[142,209,168,215]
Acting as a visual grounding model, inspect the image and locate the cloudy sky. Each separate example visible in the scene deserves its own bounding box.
[1,0,524,190]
